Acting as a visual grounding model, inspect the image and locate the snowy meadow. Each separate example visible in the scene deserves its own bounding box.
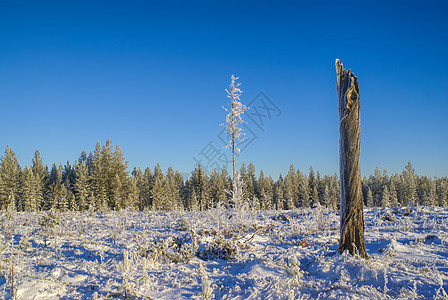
[1,205,448,299]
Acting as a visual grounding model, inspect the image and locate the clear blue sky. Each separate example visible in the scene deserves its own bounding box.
[1,0,447,178]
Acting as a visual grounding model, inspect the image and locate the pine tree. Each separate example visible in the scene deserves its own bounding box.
[366,188,374,207]
[298,173,309,208]
[19,167,38,211]
[389,178,399,207]
[0,146,21,210]
[151,163,165,211]
[91,141,107,210]
[274,176,285,210]
[139,167,152,209]
[322,184,331,208]
[436,179,448,207]
[242,162,256,201]
[381,185,391,208]
[403,161,418,206]
[174,171,184,210]
[73,161,90,210]
[190,164,210,210]
[209,169,222,205]
[189,188,199,211]
[32,149,47,210]
[308,166,316,206]
[65,179,77,211]
[111,173,123,210]
[127,175,139,209]
[112,144,130,208]
[257,171,274,210]
[46,164,66,210]
[165,166,181,210]
[284,164,298,210]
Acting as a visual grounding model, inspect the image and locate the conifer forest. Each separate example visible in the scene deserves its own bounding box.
[1,142,447,213]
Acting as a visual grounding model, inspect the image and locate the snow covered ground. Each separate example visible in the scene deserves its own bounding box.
[1,205,448,299]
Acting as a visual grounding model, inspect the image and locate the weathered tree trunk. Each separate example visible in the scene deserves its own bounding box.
[335,59,368,259]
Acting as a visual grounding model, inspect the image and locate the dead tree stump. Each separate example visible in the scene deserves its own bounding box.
[336,59,368,259]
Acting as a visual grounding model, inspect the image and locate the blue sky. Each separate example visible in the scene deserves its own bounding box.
[1,0,447,178]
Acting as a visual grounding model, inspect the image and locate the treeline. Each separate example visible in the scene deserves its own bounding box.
[0,140,447,212]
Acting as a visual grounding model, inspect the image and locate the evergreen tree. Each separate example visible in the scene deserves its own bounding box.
[151,163,166,210]
[209,169,222,205]
[165,166,182,210]
[403,161,418,205]
[298,173,309,208]
[139,167,152,209]
[189,188,198,211]
[111,144,130,208]
[284,164,298,210]
[65,178,77,211]
[389,178,399,207]
[127,175,139,209]
[174,171,184,210]
[322,184,331,208]
[91,141,107,210]
[19,167,38,211]
[32,149,47,210]
[190,164,210,210]
[243,162,256,202]
[73,161,90,210]
[0,146,21,209]
[436,179,448,207]
[311,185,319,208]
[381,185,391,207]
[366,187,374,207]
[308,166,316,206]
[273,175,285,210]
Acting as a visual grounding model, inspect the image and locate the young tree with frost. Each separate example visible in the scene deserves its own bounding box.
[222,75,248,208]
[222,75,248,179]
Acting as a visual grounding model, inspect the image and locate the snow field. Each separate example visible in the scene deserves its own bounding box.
[1,205,448,299]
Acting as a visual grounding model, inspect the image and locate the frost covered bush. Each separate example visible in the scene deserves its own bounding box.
[143,233,197,264]
[197,262,215,300]
[198,233,238,261]
[119,249,136,298]
[286,256,304,285]
[38,209,61,247]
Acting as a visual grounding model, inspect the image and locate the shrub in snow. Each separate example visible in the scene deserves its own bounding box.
[18,234,31,251]
[38,209,61,247]
[1,199,17,238]
[198,233,238,261]
[119,249,136,299]
[196,262,215,300]
[143,234,197,265]
[286,255,304,285]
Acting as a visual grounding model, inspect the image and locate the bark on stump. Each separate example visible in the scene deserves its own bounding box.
[336,59,368,259]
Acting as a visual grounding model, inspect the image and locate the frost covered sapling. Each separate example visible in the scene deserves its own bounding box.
[38,209,61,248]
[221,75,248,208]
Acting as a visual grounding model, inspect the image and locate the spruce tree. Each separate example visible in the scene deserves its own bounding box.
[19,167,38,211]
[298,173,309,208]
[308,166,316,206]
[32,149,47,210]
[0,146,21,209]
[274,176,286,210]
[73,161,90,210]
[389,178,399,207]
[151,163,165,211]
[381,185,391,208]
[284,164,298,210]
[366,188,374,207]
